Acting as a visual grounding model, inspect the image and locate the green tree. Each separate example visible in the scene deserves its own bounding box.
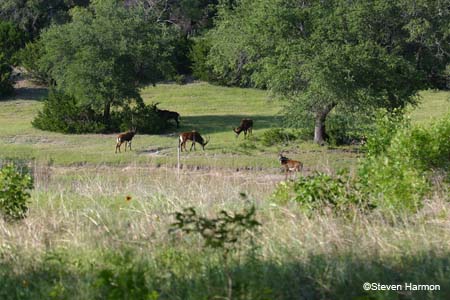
[0,21,25,97]
[207,0,449,144]
[0,0,90,39]
[39,0,175,127]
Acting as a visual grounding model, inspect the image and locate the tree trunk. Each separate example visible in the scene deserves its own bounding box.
[103,101,111,127]
[314,103,336,145]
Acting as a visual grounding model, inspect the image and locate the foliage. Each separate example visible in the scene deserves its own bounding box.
[325,111,372,145]
[0,56,14,97]
[32,90,106,134]
[16,40,50,83]
[33,90,168,134]
[170,205,261,255]
[207,0,449,142]
[0,163,33,220]
[94,251,160,300]
[260,128,297,146]
[112,103,168,134]
[356,113,450,212]
[363,109,408,157]
[38,0,176,127]
[388,115,450,172]
[271,171,364,212]
[0,21,25,97]
[0,20,25,63]
[0,0,90,39]
[189,37,215,81]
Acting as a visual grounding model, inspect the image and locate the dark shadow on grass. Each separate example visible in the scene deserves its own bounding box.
[178,114,282,134]
[1,250,450,299]
[0,87,48,102]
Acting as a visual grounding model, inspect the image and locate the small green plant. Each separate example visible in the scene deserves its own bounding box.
[271,171,364,212]
[0,163,34,220]
[170,205,261,255]
[170,205,261,300]
[174,74,187,85]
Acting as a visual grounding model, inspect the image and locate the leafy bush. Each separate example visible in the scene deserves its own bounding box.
[170,206,261,254]
[0,163,33,220]
[389,116,450,172]
[271,171,363,212]
[260,128,297,146]
[355,112,450,212]
[33,90,169,134]
[113,103,168,134]
[326,112,372,145]
[32,90,106,133]
[363,109,407,157]
[16,40,50,84]
[358,155,428,212]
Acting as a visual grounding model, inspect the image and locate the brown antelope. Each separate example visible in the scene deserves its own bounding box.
[115,128,136,153]
[156,108,180,128]
[179,131,210,152]
[233,119,253,138]
[279,153,303,180]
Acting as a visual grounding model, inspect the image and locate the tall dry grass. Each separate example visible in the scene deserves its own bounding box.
[1,164,449,299]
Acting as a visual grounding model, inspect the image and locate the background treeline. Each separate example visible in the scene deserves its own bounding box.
[0,0,448,139]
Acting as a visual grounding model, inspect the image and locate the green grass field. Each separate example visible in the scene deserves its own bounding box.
[1,83,448,170]
[0,83,449,300]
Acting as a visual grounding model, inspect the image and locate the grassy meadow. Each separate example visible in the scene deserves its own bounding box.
[0,83,450,299]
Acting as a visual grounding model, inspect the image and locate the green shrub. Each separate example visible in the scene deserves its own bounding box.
[358,155,429,212]
[113,103,168,134]
[16,40,50,84]
[355,112,450,213]
[261,128,297,146]
[271,171,363,212]
[32,90,106,133]
[0,163,33,220]
[363,109,407,157]
[326,112,372,145]
[173,74,187,85]
[33,90,169,134]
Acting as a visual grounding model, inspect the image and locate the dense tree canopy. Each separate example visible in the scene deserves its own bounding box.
[39,0,176,125]
[206,0,450,143]
[0,21,26,97]
[0,0,90,39]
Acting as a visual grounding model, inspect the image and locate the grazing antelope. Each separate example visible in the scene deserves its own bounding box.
[279,153,303,180]
[179,131,210,152]
[115,128,136,153]
[233,119,253,138]
[156,108,180,128]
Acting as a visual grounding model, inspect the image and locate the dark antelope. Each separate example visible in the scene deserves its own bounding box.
[279,153,303,179]
[233,119,253,138]
[157,108,180,128]
[115,128,136,153]
[179,131,210,152]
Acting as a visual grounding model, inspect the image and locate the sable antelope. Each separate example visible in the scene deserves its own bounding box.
[156,108,180,128]
[179,131,210,152]
[115,128,136,153]
[279,153,303,180]
[233,119,253,138]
